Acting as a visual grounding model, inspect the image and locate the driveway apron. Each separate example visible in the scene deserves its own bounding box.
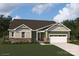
[52,43,79,56]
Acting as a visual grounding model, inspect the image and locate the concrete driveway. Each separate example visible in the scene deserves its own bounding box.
[52,43,79,56]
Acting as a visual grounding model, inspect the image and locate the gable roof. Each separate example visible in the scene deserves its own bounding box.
[9,19,56,30]
[47,23,71,31]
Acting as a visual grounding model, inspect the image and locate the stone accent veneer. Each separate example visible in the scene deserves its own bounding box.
[9,38,32,43]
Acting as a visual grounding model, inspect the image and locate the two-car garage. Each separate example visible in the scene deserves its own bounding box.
[49,34,67,43]
[47,23,71,44]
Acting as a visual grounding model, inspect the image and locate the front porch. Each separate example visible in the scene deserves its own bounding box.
[37,31,49,43]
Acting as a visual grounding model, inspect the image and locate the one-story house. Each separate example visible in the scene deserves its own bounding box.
[8,19,71,44]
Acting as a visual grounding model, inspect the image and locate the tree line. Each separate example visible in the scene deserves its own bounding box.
[63,18,79,40]
[0,15,12,37]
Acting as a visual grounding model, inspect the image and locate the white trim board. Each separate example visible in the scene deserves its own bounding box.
[13,24,32,30]
[46,23,71,31]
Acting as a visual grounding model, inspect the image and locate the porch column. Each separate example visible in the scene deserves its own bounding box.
[45,31,48,42]
[36,31,38,42]
[68,31,70,42]
[46,31,48,38]
[40,32,41,40]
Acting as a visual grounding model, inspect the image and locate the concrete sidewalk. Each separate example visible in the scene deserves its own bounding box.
[52,43,79,56]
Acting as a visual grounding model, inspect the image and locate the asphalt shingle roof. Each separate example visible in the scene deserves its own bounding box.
[9,19,56,30]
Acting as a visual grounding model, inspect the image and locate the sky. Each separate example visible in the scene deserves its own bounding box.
[0,3,79,22]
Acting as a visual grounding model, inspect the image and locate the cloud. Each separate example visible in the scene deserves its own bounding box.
[32,3,53,15]
[12,15,21,20]
[53,3,79,22]
[12,15,21,19]
[0,3,21,16]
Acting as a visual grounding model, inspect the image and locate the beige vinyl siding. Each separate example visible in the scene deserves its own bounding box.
[49,27,68,31]
[48,25,69,31]
[9,28,32,38]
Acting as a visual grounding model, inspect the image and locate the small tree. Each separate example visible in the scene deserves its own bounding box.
[0,15,12,43]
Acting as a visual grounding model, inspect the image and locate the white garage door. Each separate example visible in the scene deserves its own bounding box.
[49,34,67,43]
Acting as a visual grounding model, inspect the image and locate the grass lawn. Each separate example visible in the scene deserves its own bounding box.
[69,39,79,45]
[0,43,73,56]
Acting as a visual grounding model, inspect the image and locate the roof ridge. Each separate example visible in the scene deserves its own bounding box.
[13,19,55,22]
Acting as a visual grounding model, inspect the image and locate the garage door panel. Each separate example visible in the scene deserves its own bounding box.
[49,34,67,43]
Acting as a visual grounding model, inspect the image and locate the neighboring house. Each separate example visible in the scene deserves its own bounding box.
[8,19,71,44]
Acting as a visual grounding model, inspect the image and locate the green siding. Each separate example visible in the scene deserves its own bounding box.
[32,31,36,43]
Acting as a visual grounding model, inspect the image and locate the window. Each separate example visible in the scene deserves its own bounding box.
[12,32,14,37]
[22,32,25,38]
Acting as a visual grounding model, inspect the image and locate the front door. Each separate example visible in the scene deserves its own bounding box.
[32,31,36,42]
[38,32,45,41]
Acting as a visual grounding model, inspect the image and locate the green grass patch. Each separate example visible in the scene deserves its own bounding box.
[0,43,73,56]
[69,39,79,45]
